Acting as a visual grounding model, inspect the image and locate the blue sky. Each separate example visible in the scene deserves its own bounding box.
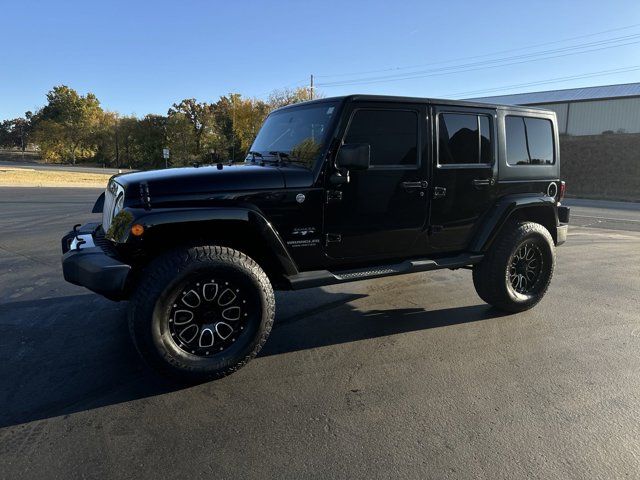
[1,0,640,120]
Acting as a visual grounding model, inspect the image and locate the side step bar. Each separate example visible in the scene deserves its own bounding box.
[285,253,483,290]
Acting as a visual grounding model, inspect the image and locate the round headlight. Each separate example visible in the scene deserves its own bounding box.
[113,193,125,218]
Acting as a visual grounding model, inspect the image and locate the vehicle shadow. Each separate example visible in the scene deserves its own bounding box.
[0,290,509,428]
[261,302,510,357]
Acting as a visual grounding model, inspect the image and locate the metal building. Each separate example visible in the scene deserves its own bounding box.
[469,82,640,136]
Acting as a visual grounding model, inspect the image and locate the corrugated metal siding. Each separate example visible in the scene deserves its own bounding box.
[468,82,640,105]
[567,97,640,135]
[535,103,569,134]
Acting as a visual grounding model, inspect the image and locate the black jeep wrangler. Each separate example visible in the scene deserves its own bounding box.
[62,95,570,381]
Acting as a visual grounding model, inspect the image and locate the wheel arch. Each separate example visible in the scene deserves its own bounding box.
[470,194,559,252]
[126,207,299,288]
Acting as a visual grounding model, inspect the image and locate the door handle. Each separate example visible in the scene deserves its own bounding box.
[472,178,495,187]
[402,180,428,191]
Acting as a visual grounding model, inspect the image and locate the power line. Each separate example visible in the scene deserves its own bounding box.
[444,65,640,99]
[314,22,640,79]
[252,78,309,99]
[317,33,640,86]
[316,35,640,87]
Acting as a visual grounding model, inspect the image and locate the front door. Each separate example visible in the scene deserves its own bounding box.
[324,103,429,260]
[428,105,497,252]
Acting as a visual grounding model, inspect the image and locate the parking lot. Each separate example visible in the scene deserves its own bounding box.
[1,187,639,479]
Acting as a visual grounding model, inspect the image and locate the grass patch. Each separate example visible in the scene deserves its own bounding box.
[0,168,111,188]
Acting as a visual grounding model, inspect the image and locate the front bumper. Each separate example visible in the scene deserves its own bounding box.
[61,223,131,300]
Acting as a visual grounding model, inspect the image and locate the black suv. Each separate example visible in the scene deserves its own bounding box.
[62,95,570,381]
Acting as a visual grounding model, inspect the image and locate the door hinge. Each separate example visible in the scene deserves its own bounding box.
[326,190,343,204]
[325,233,342,245]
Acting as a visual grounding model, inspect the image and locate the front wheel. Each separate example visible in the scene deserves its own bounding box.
[473,222,555,313]
[128,246,275,382]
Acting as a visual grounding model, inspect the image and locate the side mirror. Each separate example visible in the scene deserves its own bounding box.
[335,143,370,171]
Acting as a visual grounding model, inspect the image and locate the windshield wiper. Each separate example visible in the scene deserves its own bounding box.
[247,151,263,162]
[268,151,290,163]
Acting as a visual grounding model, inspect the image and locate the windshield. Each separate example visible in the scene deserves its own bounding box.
[247,102,339,169]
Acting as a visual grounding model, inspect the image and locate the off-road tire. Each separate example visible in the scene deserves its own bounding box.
[473,221,555,313]
[128,245,275,382]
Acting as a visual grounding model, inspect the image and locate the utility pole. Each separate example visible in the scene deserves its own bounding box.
[310,74,314,100]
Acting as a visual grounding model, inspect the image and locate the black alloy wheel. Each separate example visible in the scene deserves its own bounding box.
[473,221,555,313]
[167,276,249,357]
[129,246,275,382]
[508,241,544,295]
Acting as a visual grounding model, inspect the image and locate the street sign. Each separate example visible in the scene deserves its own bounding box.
[162,148,170,159]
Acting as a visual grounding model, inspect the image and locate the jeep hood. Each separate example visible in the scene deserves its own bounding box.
[114,164,294,198]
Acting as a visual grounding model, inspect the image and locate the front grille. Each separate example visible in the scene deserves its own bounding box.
[94,227,119,258]
[102,180,124,233]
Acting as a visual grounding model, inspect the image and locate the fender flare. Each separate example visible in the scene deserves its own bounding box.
[469,194,558,253]
[116,206,299,276]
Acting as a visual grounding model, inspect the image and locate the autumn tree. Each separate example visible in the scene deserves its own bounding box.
[232,96,270,157]
[10,84,323,168]
[32,85,103,163]
[168,99,216,158]
[267,86,317,109]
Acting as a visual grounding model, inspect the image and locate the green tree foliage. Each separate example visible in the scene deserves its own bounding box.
[12,84,320,168]
[32,86,104,164]
[168,98,216,161]
[0,116,32,151]
[129,114,168,169]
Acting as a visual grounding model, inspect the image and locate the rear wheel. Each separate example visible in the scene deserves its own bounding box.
[128,245,275,382]
[473,222,555,312]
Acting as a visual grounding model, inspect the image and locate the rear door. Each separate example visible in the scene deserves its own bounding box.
[428,105,498,252]
[323,102,429,260]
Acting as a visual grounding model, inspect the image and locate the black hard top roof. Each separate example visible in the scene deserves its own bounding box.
[274,94,551,113]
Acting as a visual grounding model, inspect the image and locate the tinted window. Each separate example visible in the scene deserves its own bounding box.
[525,117,554,165]
[505,117,529,165]
[479,116,491,164]
[506,115,554,165]
[438,113,492,165]
[344,109,418,167]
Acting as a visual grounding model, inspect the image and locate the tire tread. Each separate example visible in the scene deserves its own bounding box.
[128,245,275,382]
[473,221,555,313]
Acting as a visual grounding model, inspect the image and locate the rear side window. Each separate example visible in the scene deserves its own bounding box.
[505,116,554,165]
[344,109,418,167]
[438,113,493,165]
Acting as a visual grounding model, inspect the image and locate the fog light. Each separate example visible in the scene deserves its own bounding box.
[131,224,145,236]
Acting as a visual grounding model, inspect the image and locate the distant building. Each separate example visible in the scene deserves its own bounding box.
[469,82,640,136]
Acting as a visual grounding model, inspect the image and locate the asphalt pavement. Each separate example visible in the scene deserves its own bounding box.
[1,188,639,479]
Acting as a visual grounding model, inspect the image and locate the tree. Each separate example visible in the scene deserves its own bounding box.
[231,96,270,157]
[116,116,141,167]
[267,86,317,109]
[93,111,119,167]
[166,113,197,165]
[7,84,323,168]
[129,114,168,169]
[168,99,216,159]
[32,85,104,164]
[0,115,33,151]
